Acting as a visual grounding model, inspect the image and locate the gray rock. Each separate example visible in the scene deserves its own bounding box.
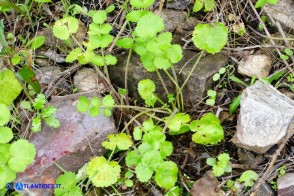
[109,51,228,108]
[278,173,294,196]
[264,0,294,30]
[256,183,275,196]
[74,68,107,93]
[173,16,200,45]
[15,92,116,196]
[155,9,186,32]
[238,54,272,78]
[36,66,61,84]
[166,0,190,10]
[232,81,294,154]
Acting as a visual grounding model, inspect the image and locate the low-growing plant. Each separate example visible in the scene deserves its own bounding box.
[280,48,293,61]
[255,0,279,8]
[207,153,232,177]
[20,94,60,132]
[238,170,258,187]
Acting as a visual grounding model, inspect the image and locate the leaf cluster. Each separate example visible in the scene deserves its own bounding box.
[20,94,60,132]
[207,153,232,177]
[126,118,178,190]
[76,95,115,117]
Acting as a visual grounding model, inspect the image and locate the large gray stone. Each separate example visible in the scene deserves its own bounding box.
[109,51,228,108]
[264,0,294,30]
[155,9,186,32]
[278,173,294,196]
[233,81,294,154]
[15,92,116,196]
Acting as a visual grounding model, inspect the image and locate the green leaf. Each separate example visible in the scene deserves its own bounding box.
[159,141,173,159]
[142,130,166,150]
[0,104,10,126]
[229,94,241,115]
[18,65,41,94]
[134,13,164,39]
[8,139,36,172]
[88,34,113,49]
[25,36,45,50]
[165,186,180,196]
[103,108,112,117]
[89,97,101,117]
[11,55,22,65]
[229,76,247,86]
[212,165,225,177]
[126,150,141,166]
[193,0,203,12]
[41,106,57,118]
[87,156,121,187]
[106,5,115,13]
[126,10,152,22]
[91,55,105,66]
[0,165,16,189]
[166,113,190,133]
[125,179,134,187]
[213,73,220,81]
[155,161,178,189]
[53,16,79,40]
[207,90,217,97]
[54,172,81,196]
[44,116,60,128]
[192,22,228,54]
[105,55,117,65]
[138,79,157,107]
[239,170,259,187]
[0,127,13,143]
[133,127,142,140]
[166,44,183,64]
[66,48,82,62]
[206,98,215,106]
[92,10,107,24]
[142,118,155,132]
[130,0,155,8]
[102,95,115,107]
[33,94,46,110]
[136,163,153,182]
[206,158,216,166]
[77,96,90,113]
[219,67,226,74]
[31,117,41,132]
[102,133,133,150]
[89,23,112,35]
[255,0,278,8]
[116,38,134,49]
[0,70,23,106]
[141,150,162,169]
[284,48,293,56]
[190,113,224,145]
[204,0,216,12]
[20,101,31,110]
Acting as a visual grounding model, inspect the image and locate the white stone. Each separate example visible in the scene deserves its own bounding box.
[238,55,272,78]
[232,81,294,154]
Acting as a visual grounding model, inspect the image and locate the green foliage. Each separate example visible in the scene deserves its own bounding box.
[25,36,45,50]
[87,156,121,187]
[229,94,241,115]
[76,95,115,117]
[192,22,228,54]
[53,16,79,40]
[126,118,177,189]
[18,65,41,94]
[0,69,22,106]
[207,153,232,177]
[166,113,190,134]
[193,0,216,12]
[238,170,258,187]
[54,172,82,196]
[206,89,217,106]
[138,79,157,107]
[130,0,155,8]
[190,113,224,145]
[0,127,13,143]
[0,139,36,189]
[21,94,60,132]
[255,0,279,8]
[280,48,293,60]
[0,104,10,126]
[102,133,133,150]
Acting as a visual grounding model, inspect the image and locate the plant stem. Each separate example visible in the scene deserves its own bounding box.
[124,48,133,106]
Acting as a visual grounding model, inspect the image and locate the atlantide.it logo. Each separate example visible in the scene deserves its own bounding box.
[6,182,61,191]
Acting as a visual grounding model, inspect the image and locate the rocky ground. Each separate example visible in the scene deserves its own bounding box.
[1,0,294,195]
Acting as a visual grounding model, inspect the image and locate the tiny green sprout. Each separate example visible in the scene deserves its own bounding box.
[190,113,224,145]
[280,48,293,60]
[206,89,217,106]
[238,170,258,187]
[255,0,279,8]
[258,16,267,31]
[207,153,232,177]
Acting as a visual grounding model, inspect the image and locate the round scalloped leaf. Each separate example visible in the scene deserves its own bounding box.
[190,113,224,145]
[138,79,157,107]
[8,139,36,172]
[0,165,16,189]
[154,161,178,189]
[92,10,107,24]
[53,16,79,40]
[87,156,121,187]
[0,104,10,126]
[134,13,164,39]
[54,172,81,196]
[192,22,228,54]
[0,144,10,164]
[126,10,152,22]
[0,70,23,106]
[102,133,133,150]
[130,0,155,8]
[0,127,13,143]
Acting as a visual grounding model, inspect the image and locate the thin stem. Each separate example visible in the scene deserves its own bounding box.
[124,48,133,106]
[156,70,169,96]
